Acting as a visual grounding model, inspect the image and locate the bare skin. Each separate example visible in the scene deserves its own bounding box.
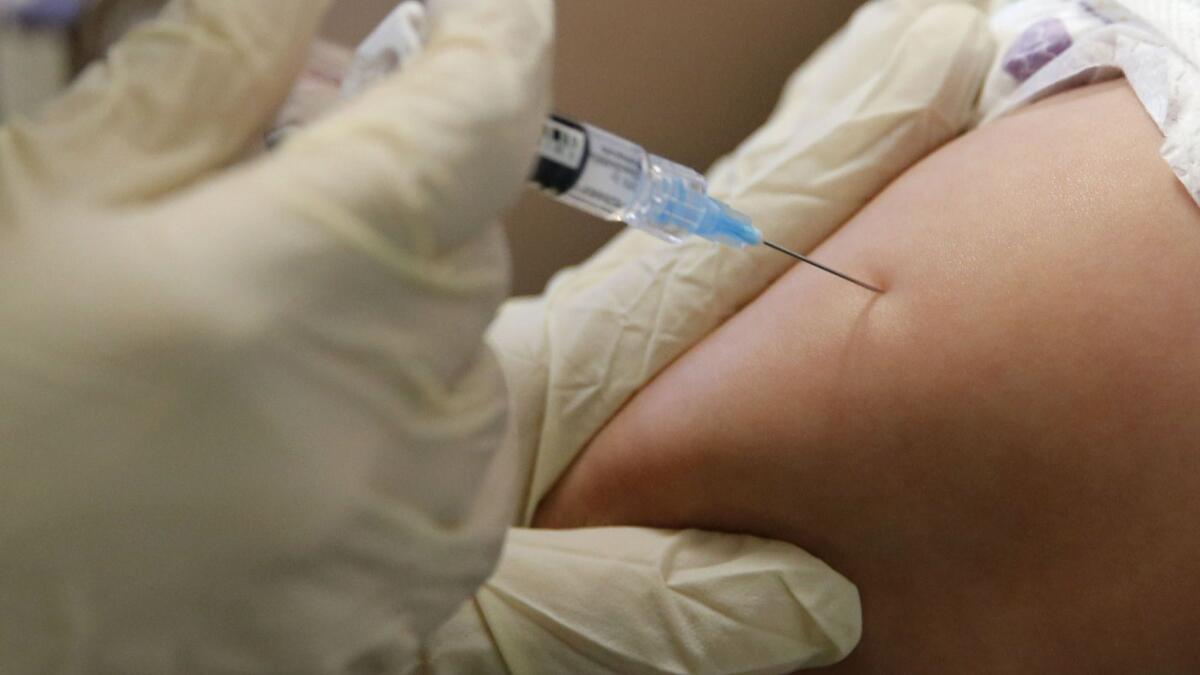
[535,80,1200,673]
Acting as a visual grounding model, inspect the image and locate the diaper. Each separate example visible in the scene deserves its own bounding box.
[976,0,1200,206]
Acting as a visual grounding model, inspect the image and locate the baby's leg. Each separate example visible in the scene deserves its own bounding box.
[537,80,1200,673]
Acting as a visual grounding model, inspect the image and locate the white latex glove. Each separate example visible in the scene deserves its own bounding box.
[0,0,551,672]
[423,1,995,673]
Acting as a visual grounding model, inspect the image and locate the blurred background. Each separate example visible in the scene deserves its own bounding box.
[2,0,863,294]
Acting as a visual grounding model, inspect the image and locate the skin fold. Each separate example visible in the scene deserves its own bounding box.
[534,80,1200,673]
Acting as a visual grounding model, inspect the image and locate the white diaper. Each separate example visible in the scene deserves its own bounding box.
[976,0,1200,206]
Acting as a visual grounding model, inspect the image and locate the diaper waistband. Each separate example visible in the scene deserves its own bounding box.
[978,0,1200,207]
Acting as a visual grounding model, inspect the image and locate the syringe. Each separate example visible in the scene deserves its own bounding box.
[531,115,881,293]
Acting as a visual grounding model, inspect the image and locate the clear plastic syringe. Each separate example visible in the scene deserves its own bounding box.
[531,114,881,293]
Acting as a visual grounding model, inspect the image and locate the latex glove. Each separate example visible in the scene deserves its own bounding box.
[265,38,354,149]
[423,1,995,673]
[0,0,551,672]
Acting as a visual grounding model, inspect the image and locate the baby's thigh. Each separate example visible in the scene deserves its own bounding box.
[805,79,1200,669]
[538,79,1200,670]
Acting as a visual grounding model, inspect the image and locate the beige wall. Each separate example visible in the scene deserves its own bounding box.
[328,1,864,294]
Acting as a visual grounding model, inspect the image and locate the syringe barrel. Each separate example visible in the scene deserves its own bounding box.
[531,114,761,247]
[532,115,651,221]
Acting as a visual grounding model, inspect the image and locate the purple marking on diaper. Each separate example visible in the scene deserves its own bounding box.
[1003,18,1073,82]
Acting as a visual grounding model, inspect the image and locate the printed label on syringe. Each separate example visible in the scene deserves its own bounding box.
[540,119,586,169]
[557,124,643,219]
[530,115,645,221]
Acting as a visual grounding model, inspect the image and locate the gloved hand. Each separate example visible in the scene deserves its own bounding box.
[424,1,995,672]
[0,0,551,672]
